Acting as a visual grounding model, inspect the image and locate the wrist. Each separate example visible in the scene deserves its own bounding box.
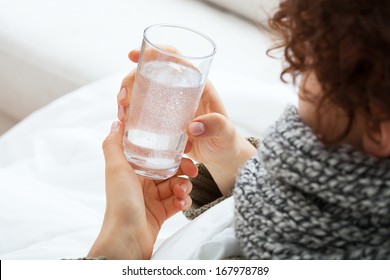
[205,136,257,196]
[88,219,147,260]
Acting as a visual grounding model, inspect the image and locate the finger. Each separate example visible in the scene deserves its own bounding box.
[156,175,192,201]
[154,157,197,185]
[128,45,180,63]
[117,102,127,123]
[128,48,141,62]
[118,70,135,107]
[172,180,193,200]
[117,70,136,122]
[184,140,192,154]
[175,157,198,178]
[129,45,191,68]
[172,195,192,212]
[195,81,228,117]
[187,112,234,139]
[163,190,193,217]
[102,121,128,169]
[117,87,128,122]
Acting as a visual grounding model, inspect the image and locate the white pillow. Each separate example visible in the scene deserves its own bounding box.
[201,0,279,27]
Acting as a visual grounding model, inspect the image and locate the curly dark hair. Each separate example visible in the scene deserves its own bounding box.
[268,0,390,143]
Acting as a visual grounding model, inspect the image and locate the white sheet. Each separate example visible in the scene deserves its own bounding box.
[152,197,241,260]
[0,75,118,259]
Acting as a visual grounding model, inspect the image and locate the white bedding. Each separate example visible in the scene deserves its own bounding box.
[0,0,298,260]
[152,197,241,260]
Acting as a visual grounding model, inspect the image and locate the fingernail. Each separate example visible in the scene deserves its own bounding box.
[111,121,120,132]
[180,199,187,207]
[118,105,125,120]
[188,122,205,136]
[118,88,127,101]
[180,183,188,194]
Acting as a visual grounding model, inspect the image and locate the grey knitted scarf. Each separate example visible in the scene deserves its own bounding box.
[234,105,390,259]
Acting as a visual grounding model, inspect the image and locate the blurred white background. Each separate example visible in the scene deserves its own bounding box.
[0,0,280,135]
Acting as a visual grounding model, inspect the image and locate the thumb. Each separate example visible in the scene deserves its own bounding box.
[187,113,234,139]
[102,121,127,166]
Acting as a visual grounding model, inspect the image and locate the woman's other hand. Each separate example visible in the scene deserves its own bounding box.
[88,121,197,260]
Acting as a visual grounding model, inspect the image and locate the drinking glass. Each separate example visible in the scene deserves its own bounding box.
[123,24,216,180]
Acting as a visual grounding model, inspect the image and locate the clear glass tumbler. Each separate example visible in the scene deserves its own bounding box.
[123,24,216,180]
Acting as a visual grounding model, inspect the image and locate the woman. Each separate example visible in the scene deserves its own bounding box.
[88,0,390,259]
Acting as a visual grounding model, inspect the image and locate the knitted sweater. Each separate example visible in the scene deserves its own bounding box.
[186,105,390,259]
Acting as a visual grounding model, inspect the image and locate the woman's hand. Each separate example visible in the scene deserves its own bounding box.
[117,49,257,195]
[186,113,257,195]
[88,121,197,260]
